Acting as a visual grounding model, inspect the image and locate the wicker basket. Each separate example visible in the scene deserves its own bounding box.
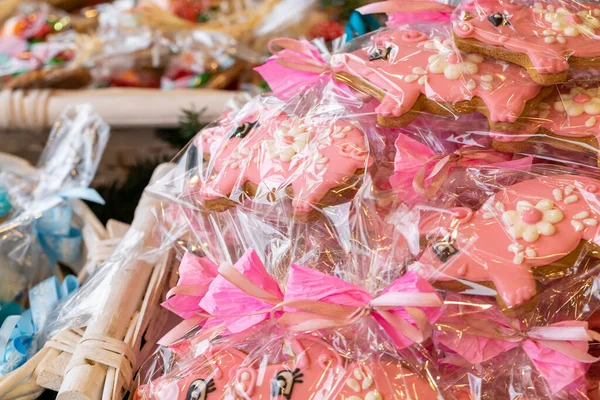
[0,163,177,400]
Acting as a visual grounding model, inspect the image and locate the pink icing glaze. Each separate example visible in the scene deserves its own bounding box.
[453,0,600,74]
[491,85,600,143]
[330,28,541,123]
[414,174,600,307]
[195,111,373,213]
[135,335,438,399]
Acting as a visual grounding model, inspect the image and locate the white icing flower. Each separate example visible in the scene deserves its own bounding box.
[264,124,310,162]
[502,199,564,243]
[427,50,483,81]
[543,7,600,37]
[553,86,600,117]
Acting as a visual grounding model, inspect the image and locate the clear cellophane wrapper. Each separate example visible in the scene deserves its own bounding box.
[384,159,600,399]
[0,2,83,88]
[451,0,600,83]
[134,180,451,399]
[0,104,109,304]
[146,81,380,223]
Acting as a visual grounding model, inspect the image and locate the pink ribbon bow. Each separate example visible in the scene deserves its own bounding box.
[435,297,600,393]
[276,264,443,349]
[357,0,456,27]
[161,248,443,350]
[254,38,332,101]
[390,135,532,202]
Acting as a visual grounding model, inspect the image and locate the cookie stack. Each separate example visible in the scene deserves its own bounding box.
[333,0,600,165]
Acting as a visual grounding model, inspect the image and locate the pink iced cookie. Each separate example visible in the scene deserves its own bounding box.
[135,335,438,399]
[194,110,373,215]
[453,0,600,84]
[490,85,600,162]
[330,28,544,131]
[412,174,600,308]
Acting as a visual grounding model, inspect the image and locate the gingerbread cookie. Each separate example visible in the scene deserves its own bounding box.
[411,174,600,309]
[135,335,438,400]
[491,84,600,165]
[194,109,372,217]
[331,28,550,132]
[453,0,600,85]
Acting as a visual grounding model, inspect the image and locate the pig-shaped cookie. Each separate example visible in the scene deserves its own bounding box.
[414,174,600,307]
[136,335,438,399]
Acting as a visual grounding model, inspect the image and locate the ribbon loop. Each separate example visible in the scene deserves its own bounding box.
[413,147,516,198]
[267,38,331,74]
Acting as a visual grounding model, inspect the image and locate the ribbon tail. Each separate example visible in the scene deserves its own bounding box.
[375,310,425,344]
[536,339,599,363]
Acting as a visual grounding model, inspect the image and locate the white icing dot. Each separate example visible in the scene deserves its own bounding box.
[332,132,347,139]
[526,247,537,258]
[343,126,352,132]
[418,75,428,85]
[240,147,250,155]
[346,378,361,392]
[523,228,540,242]
[353,368,364,380]
[230,161,240,169]
[481,75,494,82]
[584,218,598,226]
[553,189,563,201]
[362,376,374,389]
[481,82,493,91]
[574,211,590,219]
[539,102,551,110]
[565,195,579,204]
[241,372,250,381]
[466,79,477,90]
[538,221,555,236]
[545,36,556,43]
[538,110,550,119]
[405,74,419,83]
[514,252,525,264]
[316,156,328,164]
[495,201,506,212]
[365,392,383,400]
[556,35,566,44]
[572,220,584,232]
[508,243,524,253]
[565,185,575,195]
[543,29,555,36]
[517,200,535,211]
[565,26,580,37]
[586,117,597,127]
[412,67,426,74]
[347,397,362,400]
[467,53,484,63]
[483,212,493,219]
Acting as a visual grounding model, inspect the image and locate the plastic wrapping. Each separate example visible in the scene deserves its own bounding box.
[0,2,92,89]
[451,0,600,85]
[0,104,108,304]
[148,83,376,222]
[329,22,548,133]
[135,243,446,399]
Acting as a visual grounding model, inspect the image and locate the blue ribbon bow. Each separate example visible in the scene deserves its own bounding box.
[0,187,11,219]
[35,187,104,267]
[0,275,79,375]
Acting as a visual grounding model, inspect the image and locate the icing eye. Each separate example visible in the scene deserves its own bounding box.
[432,238,459,262]
[186,378,216,400]
[230,121,258,139]
[270,368,304,399]
[368,46,392,61]
[487,12,510,27]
